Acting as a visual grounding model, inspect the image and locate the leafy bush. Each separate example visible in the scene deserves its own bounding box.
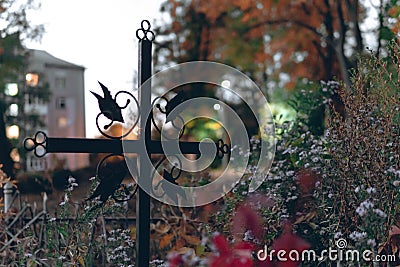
[51,169,73,191]
[16,172,52,195]
[209,43,400,266]
[321,43,400,254]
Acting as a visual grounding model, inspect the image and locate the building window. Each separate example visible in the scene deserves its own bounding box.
[5,83,18,96]
[6,125,19,139]
[9,103,18,116]
[55,77,66,90]
[26,73,39,87]
[27,156,46,171]
[10,148,20,163]
[58,116,68,128]
[25,94,41,105]
[56,97,66,109]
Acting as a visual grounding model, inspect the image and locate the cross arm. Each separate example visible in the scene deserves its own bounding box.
[24,131,128,157]
[24,131,230,158]
[149,140,229,158]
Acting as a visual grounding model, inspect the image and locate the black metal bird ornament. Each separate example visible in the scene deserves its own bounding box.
[91,81,130,130]
[160,169,187,205]
[87,160,128,204]
[165,91,185,123]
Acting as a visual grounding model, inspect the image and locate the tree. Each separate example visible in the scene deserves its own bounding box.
[0,33,25,177]
[155,0,266,87]
[155,0,399,136]
[376,0,400,57]
[0,0,44,177]
[156,0,399,88]
[155,1,267,136]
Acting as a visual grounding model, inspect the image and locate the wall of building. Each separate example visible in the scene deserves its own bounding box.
[26,50,88,171]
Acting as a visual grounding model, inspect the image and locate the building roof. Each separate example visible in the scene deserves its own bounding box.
[29,49,85,70]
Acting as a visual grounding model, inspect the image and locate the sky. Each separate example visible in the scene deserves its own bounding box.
[25,0,163,137]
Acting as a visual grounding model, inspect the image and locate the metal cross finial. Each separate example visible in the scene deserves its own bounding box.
[136,19,155,41]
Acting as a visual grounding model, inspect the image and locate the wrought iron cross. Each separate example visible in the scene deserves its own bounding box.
[24,20,230,266]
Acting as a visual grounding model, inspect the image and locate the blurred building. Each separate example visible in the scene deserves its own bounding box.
[22,49,88,171]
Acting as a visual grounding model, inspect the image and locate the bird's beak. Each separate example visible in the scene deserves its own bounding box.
[90,91,102,101]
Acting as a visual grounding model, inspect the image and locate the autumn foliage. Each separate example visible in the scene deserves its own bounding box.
[156,0,399,89]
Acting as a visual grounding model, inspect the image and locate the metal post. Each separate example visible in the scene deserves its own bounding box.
[136,38,152,266]
[4,182,13,213]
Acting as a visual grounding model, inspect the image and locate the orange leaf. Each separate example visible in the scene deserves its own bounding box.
[160,233,175,249]
[182,234,201,246]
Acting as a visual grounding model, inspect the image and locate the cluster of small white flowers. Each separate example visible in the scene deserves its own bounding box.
[66,176,78,192]
[296,135,327,172]
[312,157,319,163]
[107,246,130,262]
[320,80,339,92]
[243,230,259,243]
[246,165,257,175]
[366,187,376,194]
[387,167,400,178]
[243,230,252,241]
[349,231,367,241]
[285,170,295,177]
[373,208,387,218]
[322,96,334,104]
[285,195,298,202]
[59,193,69,206]
[334,231,342,239]
[355,199,374,217]
[107,237,117,242]
[237,145,251,158]
[150,259,166,267]
[260,92,334,222]
[106,228,135,264]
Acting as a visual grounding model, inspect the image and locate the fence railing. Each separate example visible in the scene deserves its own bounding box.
[1,189,166,266]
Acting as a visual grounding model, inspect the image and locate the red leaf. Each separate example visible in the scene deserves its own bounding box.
[210,234,254,267]
[212,234,230,255]
[270,228,311,267]
[234,241,254,251]
[167,253,184,267]
[232,256,253,267]
[272,232,310,252]
[295,169,319,195]
[232,205,264,240]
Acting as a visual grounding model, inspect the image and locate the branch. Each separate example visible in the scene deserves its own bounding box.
[249,18,337,50]
[336,0,352,89]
